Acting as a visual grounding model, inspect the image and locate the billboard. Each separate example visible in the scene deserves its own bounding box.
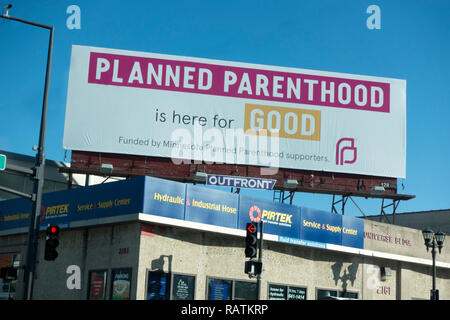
[64,45,406,178]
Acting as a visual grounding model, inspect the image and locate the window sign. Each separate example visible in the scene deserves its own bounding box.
[172,274,195,300]
[207,278,257,300]
[268,284,287,300]
[147,271,170,300]
[147,271,196,300]
[110,268,132,300]
[88,270,107,300]
[269,284,306,300]
[208,278,232,300]
[288,286,307,300]
[210,283,230,300]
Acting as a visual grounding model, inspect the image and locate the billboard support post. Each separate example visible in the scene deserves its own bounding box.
[0,13,54,300]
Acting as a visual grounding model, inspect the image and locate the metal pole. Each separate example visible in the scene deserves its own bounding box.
[0,14,54,300]
[431,243,436,300]
[256,220,263,300]
[24,25,53,301]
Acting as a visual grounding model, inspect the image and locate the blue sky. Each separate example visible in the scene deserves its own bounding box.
[1,0,449,217]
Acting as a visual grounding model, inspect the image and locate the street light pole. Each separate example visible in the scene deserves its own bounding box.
[431,245,436,300]
[0,11,54,300]
[422,229,445,301]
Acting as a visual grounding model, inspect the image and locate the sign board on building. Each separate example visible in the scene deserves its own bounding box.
[0,176,364,249]
[185,184,239,229]
[111,268,132,300]
[172,274,195,300]
[206,174,276,190]
[0,154,6,171]
[268,284,307,300]
[64,45,406,178]
[88,270,107,300]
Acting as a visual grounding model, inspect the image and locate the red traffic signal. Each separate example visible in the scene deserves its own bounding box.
[45,225,60,261]
[47,225,60,236]
[246,223,256,233]
[245,223,258,258]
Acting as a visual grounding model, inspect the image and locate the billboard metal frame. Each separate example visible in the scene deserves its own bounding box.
[60,151,414,224]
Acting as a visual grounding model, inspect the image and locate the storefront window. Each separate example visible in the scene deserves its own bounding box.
[317,289,337,300]
[288,286,307,300]
[87,270,108,300]
[207,277,257,300]
[268,283,307,300]
[110,268,132,300]
[207,278,232,300]
[339,291,358,299]
[147,271,196,300]
[0,254,19,300]
[317,288,358,300]
[147,271,170,300]
[172,274,195,300]
[268,284,287,300]
[234,281,257,300]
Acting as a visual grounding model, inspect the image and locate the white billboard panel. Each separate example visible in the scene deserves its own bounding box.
[63,45,406,178]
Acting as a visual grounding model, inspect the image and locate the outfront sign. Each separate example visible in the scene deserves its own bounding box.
[64,45,406,178]
[206,174,276,190]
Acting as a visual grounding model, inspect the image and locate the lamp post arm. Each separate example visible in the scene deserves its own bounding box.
[0,14,52,30]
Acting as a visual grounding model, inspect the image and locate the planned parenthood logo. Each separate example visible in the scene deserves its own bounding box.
[335,138,357,166]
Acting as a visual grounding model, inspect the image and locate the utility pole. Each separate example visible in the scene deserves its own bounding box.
[0,10,54,300]
[256,220,263,300]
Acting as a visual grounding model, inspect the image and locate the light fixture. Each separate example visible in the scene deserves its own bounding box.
[3,4,12,17]
[99,163,113,175]
[435,231,446,253]
[193,171,207,183]
[283,179,298,190]
[422,228,433,250]
[371,186,385,193]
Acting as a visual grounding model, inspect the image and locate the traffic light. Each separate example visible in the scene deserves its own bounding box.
[44,225,60,261]
[245,222,258,258]
[245,260,262,276]
[0,267,17,281]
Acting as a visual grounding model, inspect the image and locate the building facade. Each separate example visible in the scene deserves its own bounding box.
[0,176,449,300]
[364,209,450,236]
